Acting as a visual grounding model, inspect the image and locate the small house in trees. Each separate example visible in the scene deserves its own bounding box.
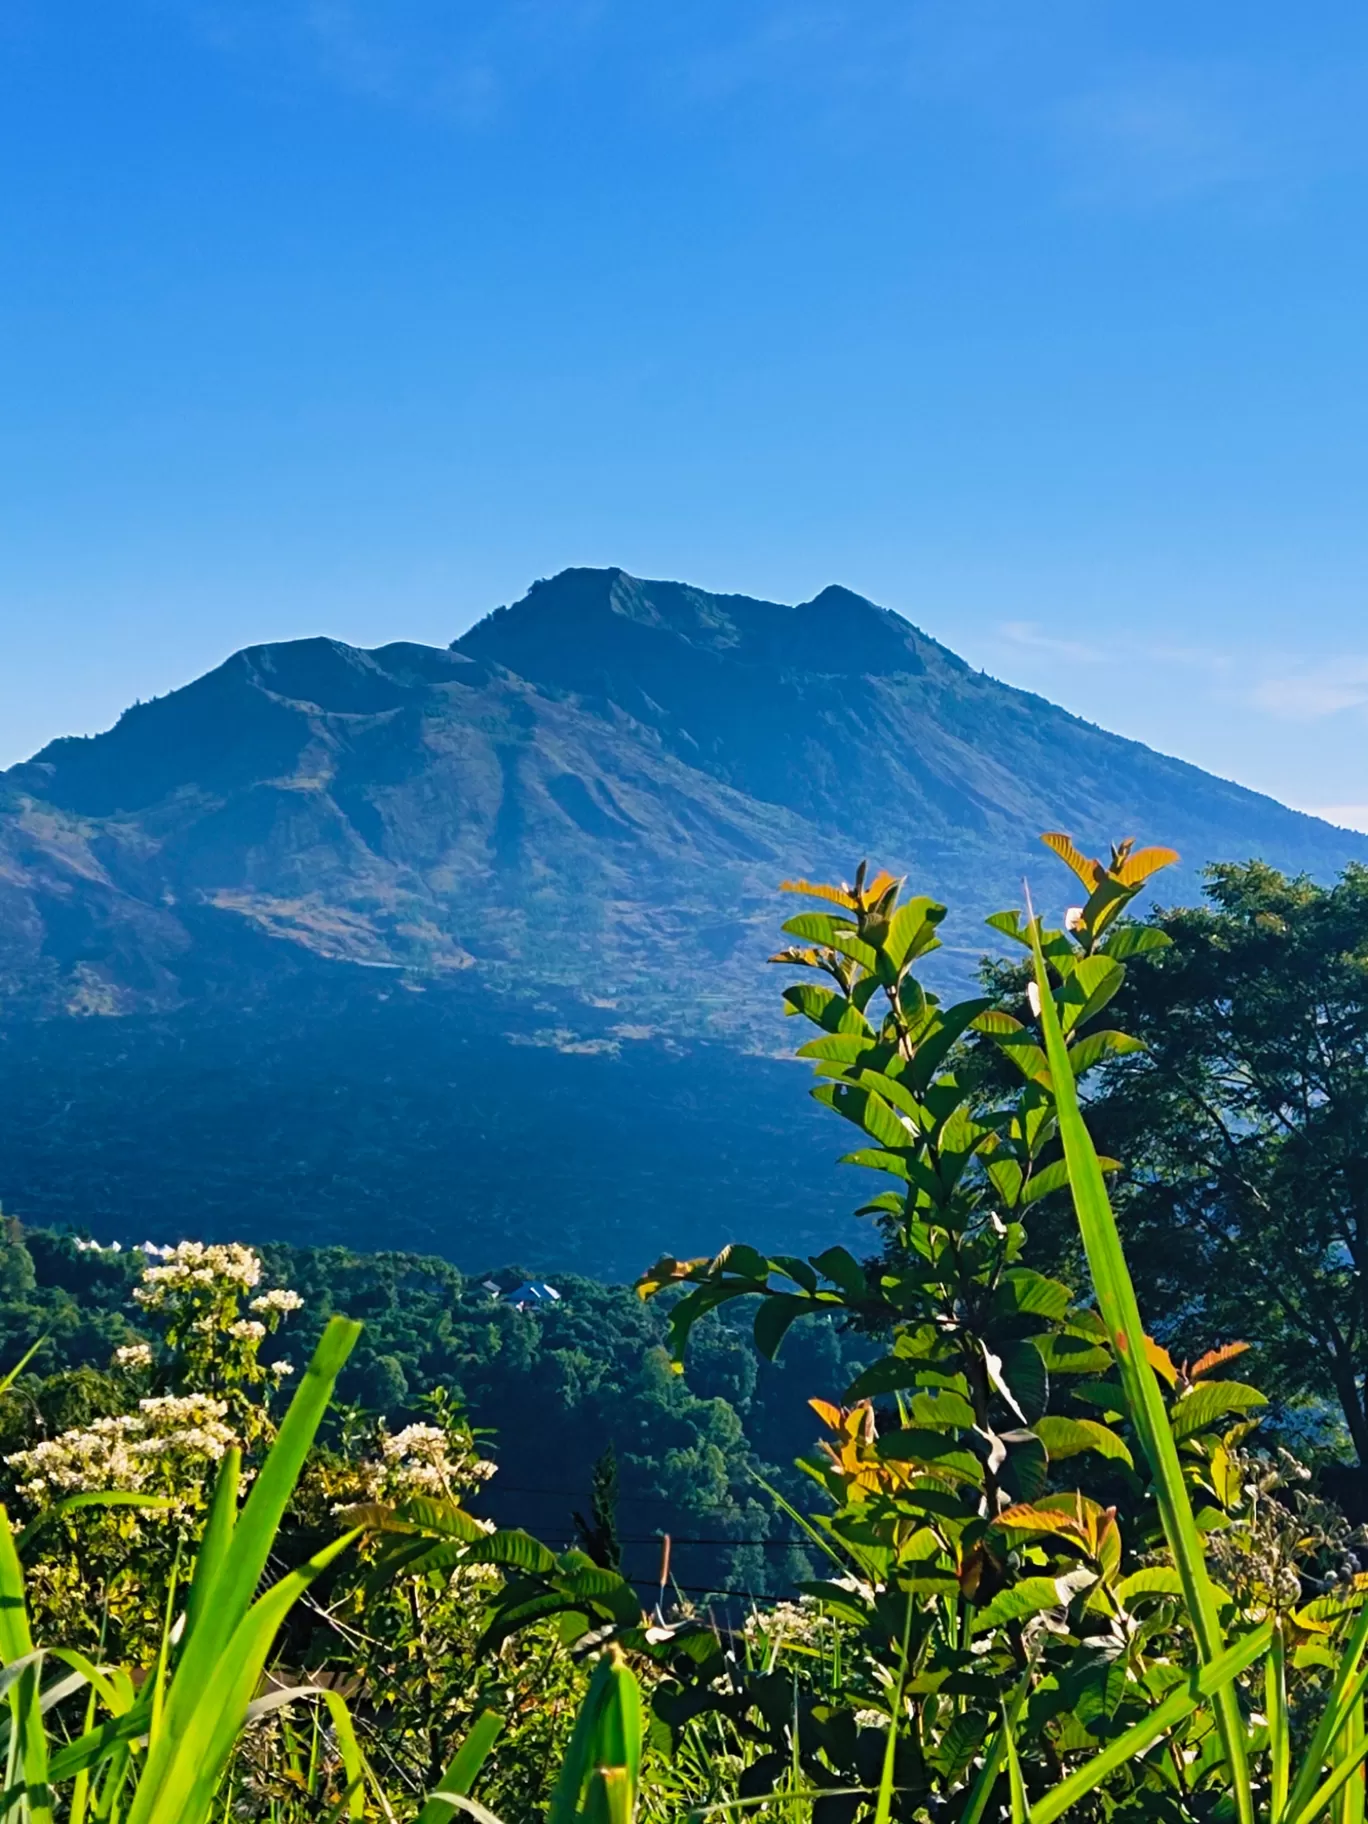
[504,1280,561,1311]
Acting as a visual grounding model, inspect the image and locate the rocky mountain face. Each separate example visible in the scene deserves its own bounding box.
[1,567,1362,1272]
[3,566,1360,1032]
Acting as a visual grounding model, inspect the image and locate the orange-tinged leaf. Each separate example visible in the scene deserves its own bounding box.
[1189,1342,1251,1381]
[861,870,901,904]
[1144,1335,1179,1386]
[780,879,858,908]
[996,1502,1089,1541]
[1115,845,1180,887]
[809,1398,844,1431]
[1041,832,1103,890]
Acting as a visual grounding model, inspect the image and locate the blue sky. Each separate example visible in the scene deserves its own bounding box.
[3,2,1368,827]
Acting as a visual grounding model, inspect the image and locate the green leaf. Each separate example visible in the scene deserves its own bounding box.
[840,1149,941,1198]
[1035,1416,1134,1469]
[797,1033,873,1063]
[783,983,873,1034]
[988,1157,1025,1204]
[906,999,993,1091]
[973,1009,1026,1036]
[998,1430,1050,1504]
[421,1707,507,1824]
[814,1082,915,1150]
[1058,956,1124,1033]
[972,1575,1073,1633]
[462,1531,561,1576]
[998,1037,1053,1088]
[986,909,1031,948]
[781,912,851,946]
[1069,1030,1146,1077]
[1170,1381,1267,1441]
[753,1295,808,1361]
[997,1268,1073,1322]
[1034,1333,1113,1375]
[1020,1159,1071,1206]
[876,1430,981,1481]
[811,1247,867,1301]
[1117,1567,1185,1605]
[1101,926,1173,960]
[884,898,947,968]
[829,931,880,970]
[714,1243,770,1281]
[906,1389,977,1430]
[991,1341,1050,1425]
[845,1356,924,1401]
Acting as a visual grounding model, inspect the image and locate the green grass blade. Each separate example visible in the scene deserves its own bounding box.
[1290,1710,1368,1824]
[14,1494,178,1560]
[583,1767,633,1824]
[46,1699,152,1783]
[959,1729,1006,1824]
[181,1448,240,1644]
[0,1339,47,1397]
[208,1317,360,1639]
[873,1592,915,1824]
[126,1529,358,1824]
[0,1507,54,1823]
[547,1648,641,1824]
[423,1798,503,1824]
[1270,1623,1291,1823]
[1027,914,1254,1824]
[1003,1711,1031,1824]
[1334,1693,1365,1824]
[316,1689,367,1824]
[417,1710,505,1824]
[1288,1604,1368,1823]
[1029,1620,1272,1824]
[125,1315,359,1823]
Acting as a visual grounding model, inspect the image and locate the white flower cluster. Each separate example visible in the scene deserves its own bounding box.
[113,1343,153,1370]
[372,1423,497,1498]
[132,1241,263,1308]
[743,1597,832,1650]
[7,1394,236,1503]
[229,1319,266,1343]
[250,1289,303,1316]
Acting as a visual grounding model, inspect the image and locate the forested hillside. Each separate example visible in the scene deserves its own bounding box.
[3,568,1364,1270]
[0,1218,867,1600]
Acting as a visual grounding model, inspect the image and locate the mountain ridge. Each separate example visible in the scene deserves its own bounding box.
[3,566,1363,1032]
[2,565,1365,1271]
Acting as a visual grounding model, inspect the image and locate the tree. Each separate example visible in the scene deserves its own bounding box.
[1087,859,1368,1466]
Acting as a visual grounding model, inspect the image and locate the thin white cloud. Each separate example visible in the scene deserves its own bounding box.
[999,620,1105,665]
[1249,664,1368,721]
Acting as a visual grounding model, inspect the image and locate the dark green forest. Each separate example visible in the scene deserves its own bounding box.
[0,1219,870,1602]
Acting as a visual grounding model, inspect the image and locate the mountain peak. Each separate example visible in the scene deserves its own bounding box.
[803,583,879,613]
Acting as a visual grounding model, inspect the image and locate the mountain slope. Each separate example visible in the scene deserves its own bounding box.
[1,567,1363,1273]
[3,566,1360,1034]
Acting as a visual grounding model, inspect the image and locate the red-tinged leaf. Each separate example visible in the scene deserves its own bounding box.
[1189,1342,1252,1381]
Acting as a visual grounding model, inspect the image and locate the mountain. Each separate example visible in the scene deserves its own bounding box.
[1,567,1362,1272]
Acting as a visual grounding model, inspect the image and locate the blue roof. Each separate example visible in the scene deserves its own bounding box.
[505,1280,561,1305]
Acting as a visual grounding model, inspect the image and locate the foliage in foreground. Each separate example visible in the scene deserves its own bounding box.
[3,832,1368,1822]
[1074,859,1368,1470]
